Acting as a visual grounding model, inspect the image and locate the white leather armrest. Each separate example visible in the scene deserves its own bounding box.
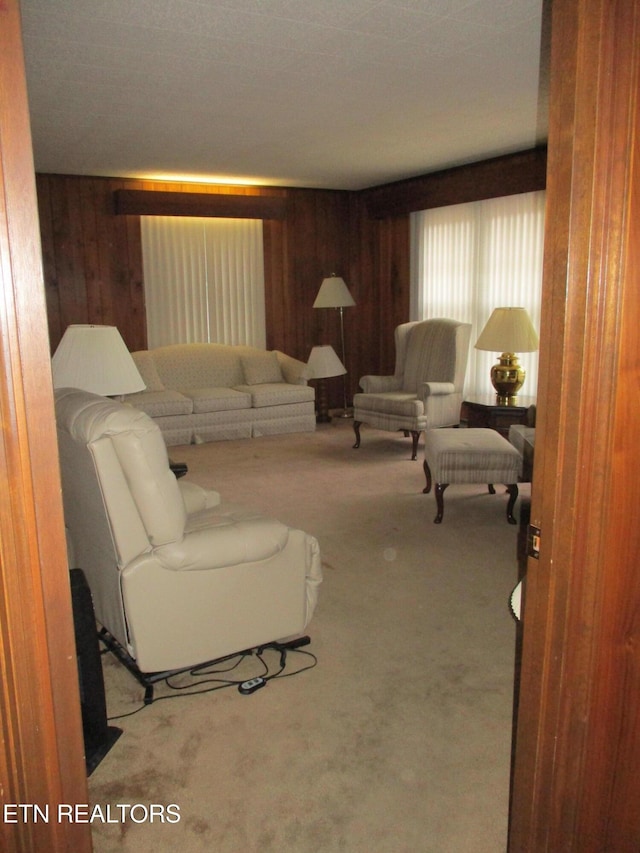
[422,381,455,397]
[179,480,221,513]
[359,375,401,393]
[155,512,291,571]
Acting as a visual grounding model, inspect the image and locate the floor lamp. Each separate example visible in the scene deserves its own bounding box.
[313,275,355,417]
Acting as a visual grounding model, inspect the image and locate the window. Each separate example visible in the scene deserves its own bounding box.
[141,216,266,349]
[410,191,545,397]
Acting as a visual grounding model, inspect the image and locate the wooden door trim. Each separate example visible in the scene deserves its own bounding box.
[510,0,640,849]
[0,4,91,851]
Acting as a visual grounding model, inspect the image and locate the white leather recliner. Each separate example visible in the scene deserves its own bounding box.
[55,388,322,681]
[352,318,472,459]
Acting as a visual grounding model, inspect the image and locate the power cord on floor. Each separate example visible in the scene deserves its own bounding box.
[107,645,317,721]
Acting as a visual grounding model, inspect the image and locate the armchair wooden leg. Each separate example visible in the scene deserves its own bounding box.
[422,459,432,494]
[353,420,362,449]
[410,430,420,460]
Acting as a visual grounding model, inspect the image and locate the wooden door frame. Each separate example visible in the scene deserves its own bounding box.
[1,0,638,850]
[509,0,640,849]
[0,3,91,852]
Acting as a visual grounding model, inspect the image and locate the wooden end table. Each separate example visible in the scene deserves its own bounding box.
[461,394,536,438]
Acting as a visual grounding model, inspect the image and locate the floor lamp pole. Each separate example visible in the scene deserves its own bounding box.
[338,306,351,417]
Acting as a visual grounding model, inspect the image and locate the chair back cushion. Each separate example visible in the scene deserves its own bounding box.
[56,388,187,549]
[393,321,419,383]
[402,318,470,393]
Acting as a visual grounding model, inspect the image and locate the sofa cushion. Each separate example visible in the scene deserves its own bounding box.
[124,390,193,417]
[241,351,283,385]
[131,350,165,391]
[152,344,245,389]
[234,383,315,409]
[183,387,252,414]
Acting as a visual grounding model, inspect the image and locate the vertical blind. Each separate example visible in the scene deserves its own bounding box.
[141,216,266,349]
[410,190,545,397]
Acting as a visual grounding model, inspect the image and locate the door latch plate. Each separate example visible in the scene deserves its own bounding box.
[527,524,541,559]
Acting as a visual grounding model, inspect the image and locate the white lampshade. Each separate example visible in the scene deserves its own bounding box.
[52,324,146,396]
[313,276,355,309]
[307,345,347,379]
[475,307,539,353]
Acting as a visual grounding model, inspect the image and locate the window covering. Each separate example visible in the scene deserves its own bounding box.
[141,216,266,349]
[410,191,545,397]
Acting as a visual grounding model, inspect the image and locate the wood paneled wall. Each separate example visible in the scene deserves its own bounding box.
[37,148,545,411]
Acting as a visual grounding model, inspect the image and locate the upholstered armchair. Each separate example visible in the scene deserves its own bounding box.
[352,318,472,459]
[55,388,322,693]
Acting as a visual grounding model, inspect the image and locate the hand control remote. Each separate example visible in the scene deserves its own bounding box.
[238,677,267,695]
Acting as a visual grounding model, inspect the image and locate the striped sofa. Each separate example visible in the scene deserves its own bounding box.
[122,343,315,446]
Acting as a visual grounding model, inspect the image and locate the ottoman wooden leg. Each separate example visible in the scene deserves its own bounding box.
[434,483,448,523]
[352,420,362,449]
[506,483,519,524]
[423,459,433,494]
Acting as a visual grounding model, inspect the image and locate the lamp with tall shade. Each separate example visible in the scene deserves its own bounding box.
[312,275,355,417]
[307,345,346,423]
[474,307,539,404]
[52,324,146,398]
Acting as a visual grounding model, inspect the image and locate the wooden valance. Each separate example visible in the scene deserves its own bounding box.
[114,189,288,219]
[363,146,548,219]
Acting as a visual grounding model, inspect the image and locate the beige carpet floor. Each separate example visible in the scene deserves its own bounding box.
[88,420,525,853]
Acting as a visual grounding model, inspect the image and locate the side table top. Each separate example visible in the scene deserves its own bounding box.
[464,394,536,413]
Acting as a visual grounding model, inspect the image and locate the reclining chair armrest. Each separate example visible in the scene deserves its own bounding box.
[178,480,221,514]
[359,375,401,393]
[422,381,456,398]
[155,513,292,572]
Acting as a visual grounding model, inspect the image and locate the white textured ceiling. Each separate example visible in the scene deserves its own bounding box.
[20,0,547,191]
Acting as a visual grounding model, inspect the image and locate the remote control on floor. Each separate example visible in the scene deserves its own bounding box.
[238,677,267,695]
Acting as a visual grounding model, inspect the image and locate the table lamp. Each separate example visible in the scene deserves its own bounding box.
[474,307,539,404]
[307,345,347,423]
[52,324,145,399]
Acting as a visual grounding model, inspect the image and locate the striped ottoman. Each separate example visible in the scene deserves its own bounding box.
[423,428,522,524]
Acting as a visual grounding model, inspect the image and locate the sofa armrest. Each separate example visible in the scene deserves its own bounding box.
[359,375,401,393]
[422,381,455,397]
[275,351,310,385]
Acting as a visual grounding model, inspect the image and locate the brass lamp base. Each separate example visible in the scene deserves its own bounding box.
[490,352,526,405]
